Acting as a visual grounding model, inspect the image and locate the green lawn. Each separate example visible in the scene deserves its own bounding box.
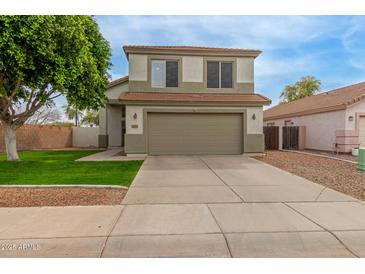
[0,150,143,186]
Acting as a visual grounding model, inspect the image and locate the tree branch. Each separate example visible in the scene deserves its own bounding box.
[49,93,62,100]
[25,88,36,111]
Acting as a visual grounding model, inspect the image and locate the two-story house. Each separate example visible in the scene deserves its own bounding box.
[98,45,271,155]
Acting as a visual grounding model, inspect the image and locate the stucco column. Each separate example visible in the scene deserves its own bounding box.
[98,107,108,147]
[107,104,123,147]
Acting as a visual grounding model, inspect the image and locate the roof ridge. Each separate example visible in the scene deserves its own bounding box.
[123,45,262,52]
[321,81,365,95]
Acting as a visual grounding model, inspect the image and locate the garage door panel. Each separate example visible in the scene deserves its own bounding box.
[147,113,243,155]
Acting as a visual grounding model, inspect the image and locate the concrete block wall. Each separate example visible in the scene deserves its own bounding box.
[72,127,99,148]
[0,124,72,152]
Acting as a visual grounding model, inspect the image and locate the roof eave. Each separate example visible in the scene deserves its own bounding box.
[119,100,268,107]
[263,104,347,121]
[123,46,262,59]
[107,76,129,89]
[346,94,365,106]
[119,92,271,106]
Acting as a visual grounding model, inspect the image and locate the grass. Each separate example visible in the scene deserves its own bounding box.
[0,150,143,186]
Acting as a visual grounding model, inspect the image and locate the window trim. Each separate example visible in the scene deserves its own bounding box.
[206,61,233,89]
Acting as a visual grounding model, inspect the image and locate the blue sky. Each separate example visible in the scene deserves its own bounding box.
[55,15,365,110]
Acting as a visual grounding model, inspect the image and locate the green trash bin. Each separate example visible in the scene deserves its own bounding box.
[358,147,365,171]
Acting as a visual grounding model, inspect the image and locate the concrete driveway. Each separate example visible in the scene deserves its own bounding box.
[1,155,365,257]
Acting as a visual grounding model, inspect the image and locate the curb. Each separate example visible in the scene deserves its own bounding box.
[0,184,128,189]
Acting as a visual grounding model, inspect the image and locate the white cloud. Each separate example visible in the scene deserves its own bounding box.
[196,16,339,50]
[339,16,365,71]
[256,53,316,78]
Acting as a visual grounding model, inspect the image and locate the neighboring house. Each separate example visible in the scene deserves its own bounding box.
[99,45,271,155]
[264,82,365,153]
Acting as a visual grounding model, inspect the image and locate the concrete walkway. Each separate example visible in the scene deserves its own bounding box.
[1,155,365,257]
[76,148,146,161]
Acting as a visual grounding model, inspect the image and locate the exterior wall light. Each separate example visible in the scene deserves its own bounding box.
[348,116,354,122]
[133,113,137,120]
[252,114,256,120]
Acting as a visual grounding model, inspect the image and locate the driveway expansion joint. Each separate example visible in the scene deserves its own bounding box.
[283,202,360,258]
[198,156,245,203]
[99,206,126,258]
[314,186,327,201]
[206,204,233,258]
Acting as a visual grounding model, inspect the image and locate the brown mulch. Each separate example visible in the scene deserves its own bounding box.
[255,150,365,201]
[0,187,127,207]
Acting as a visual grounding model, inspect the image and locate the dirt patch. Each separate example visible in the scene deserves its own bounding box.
[255,150,365,201]
[0,187,127,207]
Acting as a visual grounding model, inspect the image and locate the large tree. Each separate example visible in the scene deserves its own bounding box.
[0,16,111,160]
[280,76,321,102]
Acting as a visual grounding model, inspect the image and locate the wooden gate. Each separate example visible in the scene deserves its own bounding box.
[282,126,299,150]
[263,126,279,150]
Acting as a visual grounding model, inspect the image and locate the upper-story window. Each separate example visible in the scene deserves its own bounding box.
[151,60,178,88]
[207,61,233,88]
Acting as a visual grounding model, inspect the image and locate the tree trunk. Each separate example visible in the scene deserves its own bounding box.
[4,124,20,161]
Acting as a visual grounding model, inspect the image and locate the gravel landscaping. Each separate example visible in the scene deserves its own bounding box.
[0,187,127,207]
[302,149,357,162]
[255,150,365,201]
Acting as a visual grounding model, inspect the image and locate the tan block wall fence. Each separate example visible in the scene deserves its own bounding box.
[0,124,72,152]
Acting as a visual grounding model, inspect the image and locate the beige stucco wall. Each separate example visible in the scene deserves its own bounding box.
[129,54,148,81]
[106,82,129,100]
[73,127,99,148]
[346,100,365,130]
[128,53,255,93]
[246,107,263,134]
[264,110,346,151]
[182,56,204,82]
[126,105,144,134]
[237,58,254,83]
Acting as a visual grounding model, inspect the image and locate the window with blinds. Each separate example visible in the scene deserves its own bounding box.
[207,61,233,88]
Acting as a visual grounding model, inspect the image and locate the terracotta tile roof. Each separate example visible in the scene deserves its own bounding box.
[264,82,365,121]
[107,76,129,88]
[123,45,261,57]
[120,92,271,105]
